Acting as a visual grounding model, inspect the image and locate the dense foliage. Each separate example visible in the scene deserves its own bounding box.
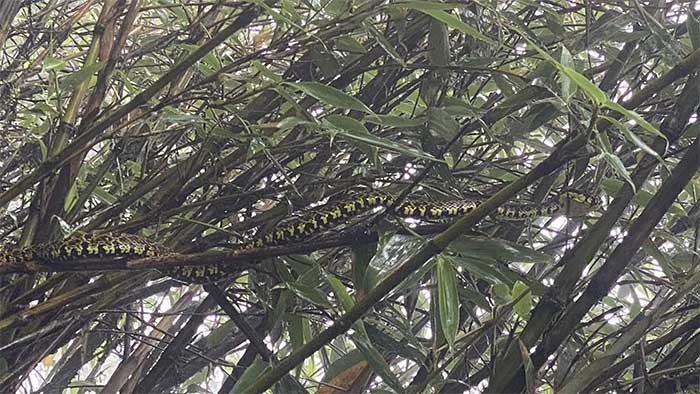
[2,1,700,393]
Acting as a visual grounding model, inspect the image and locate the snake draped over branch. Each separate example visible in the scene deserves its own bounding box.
[0,189,600,283]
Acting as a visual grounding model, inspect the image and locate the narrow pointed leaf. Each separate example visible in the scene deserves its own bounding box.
[289,82,373,114]
[437,255,459,350]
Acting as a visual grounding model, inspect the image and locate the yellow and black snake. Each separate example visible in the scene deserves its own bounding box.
[0,190,599,283]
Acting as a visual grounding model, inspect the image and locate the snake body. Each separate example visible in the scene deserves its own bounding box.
[2,190,599,283]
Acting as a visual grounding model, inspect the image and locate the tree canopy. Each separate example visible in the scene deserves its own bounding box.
[2,1,700,393]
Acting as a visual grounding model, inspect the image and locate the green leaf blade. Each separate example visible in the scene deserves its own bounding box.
[437,255,459,350]
[289,82,374,114]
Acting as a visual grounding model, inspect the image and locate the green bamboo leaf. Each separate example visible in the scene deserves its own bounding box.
[601,115,663,163]
[205,320,235,348]
[364,114,422,128]
[63,180,78,213]
[363,21,406,67]
[277,116,312,131]
[287,312,306,352]
[325,114,370,134]
[522,33,668,147]
[59,62,105,91]
[459,287,491,310]
[322,118,442,162]
[452,255,515,286]
[595,129,635,193]
[336,36,367,54]
[410,6,497,46]
[251,60,283,82]
[354,335,404,392]
[397,1,455,10]
[251,0,326,50]
[522,35,607,105]
[274,85,310,116]
[560,64,607,105]
[326,273,355,311]
[350,242,377,293]
[310,45,341,78]
[231,356,269,393]
[426,107,460,142]
[286,282,331,307]
[42,57,65,72]
[437,255,459,350]
[560,47,575,101]
[596,127,614,152]
[30,102,58,117]
[448,236,553,264]
[518,339,536,394]
[601,152,635,193]
[324,0,351,18]
[35,137,48,160]
[492,283,511,305]
[270,289,290,329]
[321,350,367,385]
[600,177,624,195]
[357,340,404,392]
[604,101,668,145]
[324,114,378,163]
[689,11,700,49]
[512,281,532,319]
[93,187,116,204]
[288,82,373,113]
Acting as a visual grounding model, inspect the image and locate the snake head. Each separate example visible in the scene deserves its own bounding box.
[558,189,601,216]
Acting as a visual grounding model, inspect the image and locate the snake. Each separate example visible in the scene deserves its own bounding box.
[0,190,599,283]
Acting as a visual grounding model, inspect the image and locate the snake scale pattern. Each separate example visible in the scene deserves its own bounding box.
[1,190,599,283]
